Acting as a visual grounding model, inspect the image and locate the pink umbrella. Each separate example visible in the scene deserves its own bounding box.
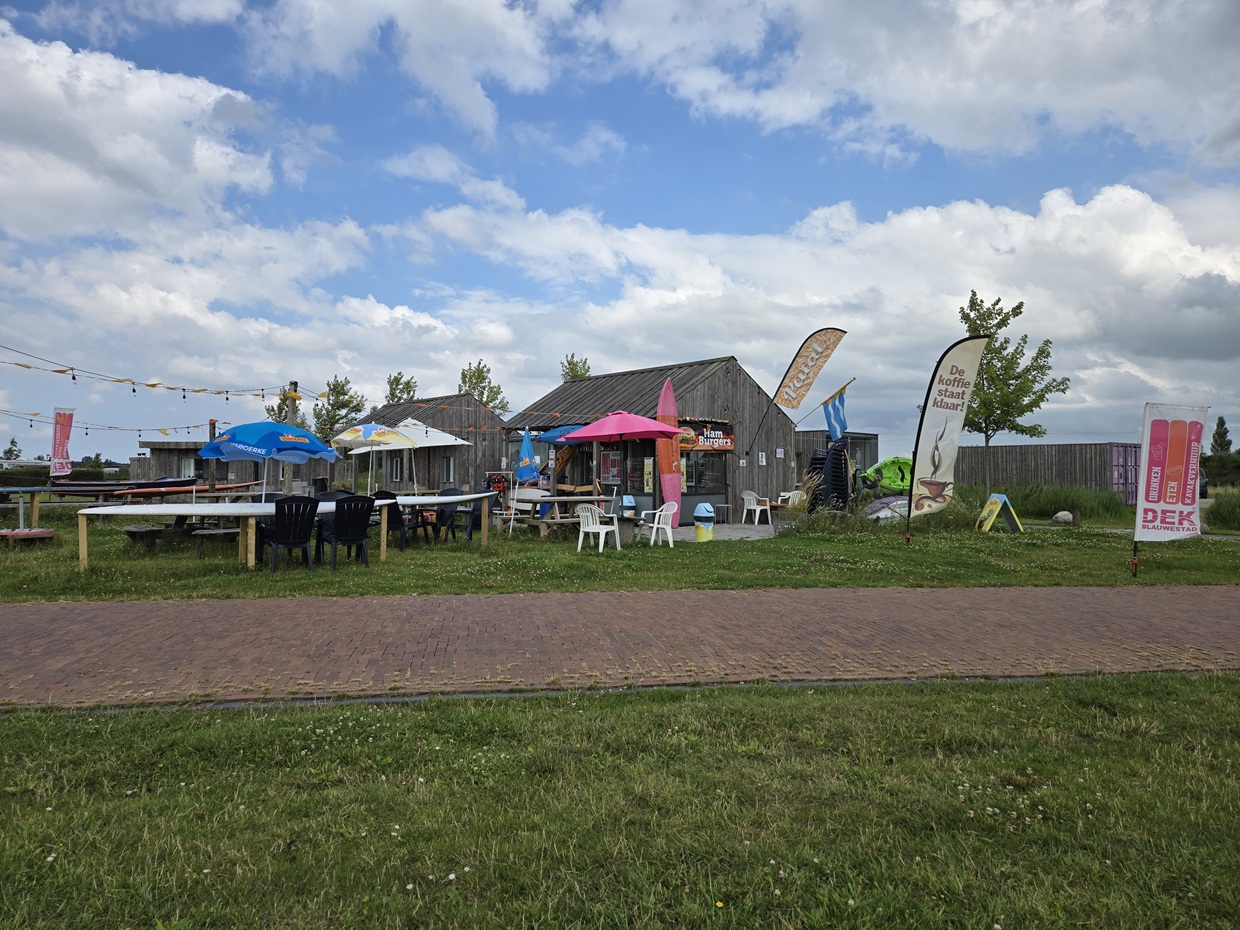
[561,410,686,442]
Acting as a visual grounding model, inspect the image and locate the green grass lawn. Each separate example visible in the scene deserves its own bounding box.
[3,675,1237,929]
[1,503,1237,602]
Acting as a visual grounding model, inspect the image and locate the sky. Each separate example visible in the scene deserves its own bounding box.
[1,0,1238,466]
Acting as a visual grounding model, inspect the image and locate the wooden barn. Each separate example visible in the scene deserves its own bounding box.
[360,392,507,494]
[505,357,799,525]
[955,442,1142,504]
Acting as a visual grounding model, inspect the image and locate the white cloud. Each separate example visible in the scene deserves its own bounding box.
[0,20,271,240]
[575,0,1240,163]
[243,0,553,136]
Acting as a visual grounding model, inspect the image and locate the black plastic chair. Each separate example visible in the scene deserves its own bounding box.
[315,495,374,569]
[259,495,318,572]
[435,488,464,542]
[373,490,411,551]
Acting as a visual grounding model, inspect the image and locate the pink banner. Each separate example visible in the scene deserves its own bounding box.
[51,407,75,477]
[1135,403,1208,542]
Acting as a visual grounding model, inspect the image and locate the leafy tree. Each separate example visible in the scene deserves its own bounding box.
[312,375,367,443]
[561,353,591,381]
[458,359,509,415]
[1210,416,1231,455]
[2,438,20,460]
[384,371,418,405]
[959,290,1071,493]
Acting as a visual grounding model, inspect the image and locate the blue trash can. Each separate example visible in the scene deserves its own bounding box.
[693,502,715,542]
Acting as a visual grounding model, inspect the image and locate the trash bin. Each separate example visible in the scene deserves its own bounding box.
[622,495,636,517]
[693,502,715,542]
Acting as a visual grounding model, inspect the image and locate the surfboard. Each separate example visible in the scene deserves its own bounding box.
[655,378,682,523]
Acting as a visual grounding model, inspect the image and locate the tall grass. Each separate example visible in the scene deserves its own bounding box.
[1204,489,1240,531]
[998,484,1131,521]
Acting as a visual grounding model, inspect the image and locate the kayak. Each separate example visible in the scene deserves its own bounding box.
[860,456,913,495]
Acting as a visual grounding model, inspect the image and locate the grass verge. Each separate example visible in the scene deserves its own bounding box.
[3,674,1237,928]
[1,501,1237,602]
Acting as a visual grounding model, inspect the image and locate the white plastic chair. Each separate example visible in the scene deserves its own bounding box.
[741,490,771,525]
[636,502,677,547]
[786,490,806,506]
[575,503,620,553]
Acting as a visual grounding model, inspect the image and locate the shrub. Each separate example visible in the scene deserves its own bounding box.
[1204,491,1240,532]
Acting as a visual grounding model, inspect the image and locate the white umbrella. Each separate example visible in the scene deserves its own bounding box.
[353,418,471,491]
[331,422,419,492]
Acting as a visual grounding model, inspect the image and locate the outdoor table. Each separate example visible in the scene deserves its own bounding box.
[506,494,611,537]
[1,486,46,530]
[393,492,496,546]
[77,500,394,571]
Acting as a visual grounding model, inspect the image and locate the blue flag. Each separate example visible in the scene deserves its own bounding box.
[823,390,848,440]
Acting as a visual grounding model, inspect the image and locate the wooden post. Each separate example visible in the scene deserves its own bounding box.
[379,504,388,562]
[78,511,89,571]
[481,496,489,547]
[31,491,40,527]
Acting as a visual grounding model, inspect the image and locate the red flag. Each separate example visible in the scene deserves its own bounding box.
[51,407,74,477]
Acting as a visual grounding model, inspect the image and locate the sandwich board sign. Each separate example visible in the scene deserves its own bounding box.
[976,494,1023,532]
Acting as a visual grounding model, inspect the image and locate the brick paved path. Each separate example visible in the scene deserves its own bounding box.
[2,586,1237,707]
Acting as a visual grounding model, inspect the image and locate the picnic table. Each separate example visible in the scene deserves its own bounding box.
[506,494,612,538]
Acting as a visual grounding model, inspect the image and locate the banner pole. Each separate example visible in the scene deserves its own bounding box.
[794,377,856,427]
[1131,540,1139,577]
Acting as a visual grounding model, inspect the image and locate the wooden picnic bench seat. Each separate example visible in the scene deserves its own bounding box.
[0,528,57,546]
[123,524,165,551]
[192,526,241,557]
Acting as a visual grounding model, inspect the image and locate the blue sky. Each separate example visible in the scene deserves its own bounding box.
[2,0,1238,466]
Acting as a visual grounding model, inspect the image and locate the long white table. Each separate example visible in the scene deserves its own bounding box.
[76,500,393,571]
[77,492,497,570]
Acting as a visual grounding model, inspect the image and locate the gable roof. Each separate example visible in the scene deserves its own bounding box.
[357,394,500,436]
[505,357,735,431]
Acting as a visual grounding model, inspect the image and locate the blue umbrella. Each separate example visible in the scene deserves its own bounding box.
[201,421,338,491]
[535,424,587,444]
[514,428,540,484]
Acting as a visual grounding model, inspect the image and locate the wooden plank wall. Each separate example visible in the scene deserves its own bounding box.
[678,358,800,513]
[956,443,1140,501]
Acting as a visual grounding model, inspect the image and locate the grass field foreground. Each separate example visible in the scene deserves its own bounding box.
[3,674,1238,928]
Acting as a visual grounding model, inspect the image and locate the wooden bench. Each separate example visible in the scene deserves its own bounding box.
[192,527,241,557]
[0,528,57,547]
[123,524,165,551]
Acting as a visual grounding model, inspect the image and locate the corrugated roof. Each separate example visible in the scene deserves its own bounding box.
[506,357,735,431]
[362,393,492,428]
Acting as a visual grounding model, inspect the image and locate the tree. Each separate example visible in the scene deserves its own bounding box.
[958,291,1071,493]
[458,359,509,415]
[312,375,367,442]
[384,371,418,405]
[1210,416,1231,455]
[561,353,591,381]
[2,438,20,460]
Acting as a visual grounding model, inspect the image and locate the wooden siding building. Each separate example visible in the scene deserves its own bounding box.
[363,392,507,493]
[956,442,1141,504]
[131,437,336,491]
[506,357,799,524]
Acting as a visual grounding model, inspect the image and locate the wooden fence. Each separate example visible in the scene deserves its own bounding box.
[956,443,1140,504]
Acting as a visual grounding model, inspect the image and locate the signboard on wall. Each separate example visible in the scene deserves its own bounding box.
[601,450,622,484]
[678,419,734,452]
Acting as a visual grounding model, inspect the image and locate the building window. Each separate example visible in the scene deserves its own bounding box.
[388,454,403,482]
[440,454,454,485]
[180,457,200,480]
